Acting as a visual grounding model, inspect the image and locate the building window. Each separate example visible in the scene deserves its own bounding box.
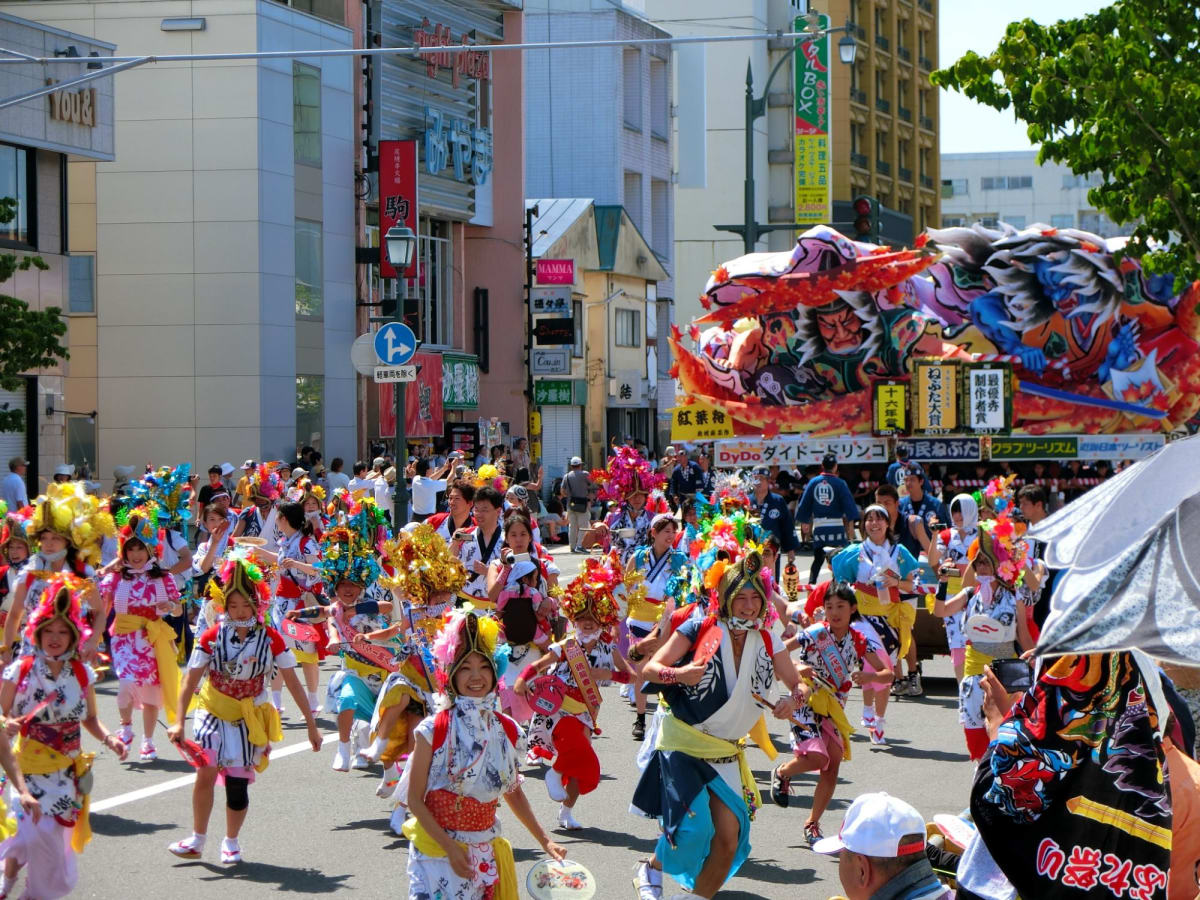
[981,175,1032,191]
[650,58,668,140]
[272,0,343,25]
[1050,213,1074,229]
[293,63,321,166]
[66,414,96,476]
[1063,172,1102,189]
[615,308,640,347]
[874,68,887,100]
[0,143,32,247]
[875,131,887,160]
[942,216,965,227]
[977,215,999,227]
[572,299,583,359]
[623,171,643,233]
[651,178,670,255]
[411,217,452,347]
[1005,215,1026,230]
[68,256,95,314]
[295,219,323,318]
[295,374,324,452]
[623,49,642,130]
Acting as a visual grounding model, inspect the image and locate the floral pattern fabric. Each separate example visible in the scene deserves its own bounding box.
[100,572,179,685]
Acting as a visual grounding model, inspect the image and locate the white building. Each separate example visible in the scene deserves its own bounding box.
[3,0,357,479]
[940,150,1134,237]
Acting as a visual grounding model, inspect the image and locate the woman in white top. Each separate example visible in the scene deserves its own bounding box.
[407,458,452,522]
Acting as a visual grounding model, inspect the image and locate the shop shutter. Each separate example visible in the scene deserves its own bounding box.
[0,386,28,472]
[538,405,581,501]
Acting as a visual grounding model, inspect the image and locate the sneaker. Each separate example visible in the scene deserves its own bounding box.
[557,803,582,831]
[632,715,646,742]
[139,740,158,762]
[860,712,876,730]
[545,767,567,802]
[376,765,399,799]
[906,673,924,697]
[804,821,824,847]
[870,717,887,745]
[116,723,134,747]
[331,741,351,772]
[619,683,631,701]
[634,859,662,900]
[890,675,909,697]
[220,838,242,864]
[167,835,204,859]
[770,765,791,808]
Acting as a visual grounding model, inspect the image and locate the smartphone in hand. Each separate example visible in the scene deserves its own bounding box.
[992,657,1034,693]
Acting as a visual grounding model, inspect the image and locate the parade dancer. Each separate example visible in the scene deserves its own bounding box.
[513,553,629,831]
[770,583,892,845]
[0,511,32,628]
[591,447,666,563]
[426,479,476,545]
[830,505,919,745]
[100,505,183,763]
[632,551,803,900]
[400,609,566,899]
[0,574,128,899]
[930,494,979,682]
[166,554,322,864]
[230,465,280,540]
[453,485,506,611]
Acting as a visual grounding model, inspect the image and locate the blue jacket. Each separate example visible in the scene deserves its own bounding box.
[796,473,859,524]
[752,491,800,553]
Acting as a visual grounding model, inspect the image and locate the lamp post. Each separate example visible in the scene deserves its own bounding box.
[715,14,858,254]
[383,224,417,527]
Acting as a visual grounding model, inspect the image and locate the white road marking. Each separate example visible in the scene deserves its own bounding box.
[90,731,339,813]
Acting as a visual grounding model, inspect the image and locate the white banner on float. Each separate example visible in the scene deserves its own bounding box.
[713,436,888,468]
[1075,433,1165,460]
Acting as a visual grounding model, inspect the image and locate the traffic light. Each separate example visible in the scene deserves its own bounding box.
[852,195,880,244]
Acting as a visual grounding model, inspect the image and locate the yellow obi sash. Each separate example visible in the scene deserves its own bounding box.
[401,816,518,899]
[458,591,496,612]
[807,684,854,761]
[344,654,388,682]
[197,680,282,772]
[963,645,995,679]
[748,716,779,761]
[16,737,94,853]
[657,712,760,818]
[854,586,916,660]
[628,594,665,625]
[111,613,181,725]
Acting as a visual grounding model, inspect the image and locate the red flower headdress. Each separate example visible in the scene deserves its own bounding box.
[25,571,93,649]
[590,447,666,503]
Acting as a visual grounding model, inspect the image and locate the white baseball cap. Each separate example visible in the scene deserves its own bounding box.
[813,792,926,858]
[569,456,583,466]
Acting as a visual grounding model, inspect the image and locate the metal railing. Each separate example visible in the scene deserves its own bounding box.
[920,115,934,130]
[876,159,891,176]
[875,97,891,114]
[917,0,933,11]
[851,88,867,104]
[919,55,934,71]
[851,152,869,169]
[898,105,912,122]
[897,46,911,62]
[920,174,934,189]
[875,34,890,51]
[899,166,913,182]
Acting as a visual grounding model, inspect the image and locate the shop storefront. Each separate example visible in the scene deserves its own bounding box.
[535,379,586,487]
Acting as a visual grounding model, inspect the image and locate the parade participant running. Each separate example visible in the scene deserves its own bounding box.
[591,447,666,563]
[930,494,979,683]
[426,479,475,545]
[0,573,128,899]
[401,609,567,899]
[632,550,803,900]
[830,505,919,746]
[770,583,892,846]
[167,554,322,864]
[453,485,506,610]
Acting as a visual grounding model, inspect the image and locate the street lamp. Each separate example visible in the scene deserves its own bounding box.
[383,224,418,527]
[715,14,858,254]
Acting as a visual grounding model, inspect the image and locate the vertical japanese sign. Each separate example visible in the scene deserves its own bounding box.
[379,140,418,279]
[871,378,909,436]
[406,351,444,438]
[963,363,1012,434]
[794,14,831,225]
[913,360,959,434]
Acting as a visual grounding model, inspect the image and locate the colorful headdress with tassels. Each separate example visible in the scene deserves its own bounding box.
[430,609,506,693]
[130,464,193,528]
[472,463,508,494]
[707,470,752,515]
[25,571,93,649]
[708,549,768,620]
[205,549,271,620]
[968,514,1028,590]
[976,474,1018,518]
[29,482,115,565]
[560,551,630,628]
[590,446,667,503]
[115,502,165,558]
[247,462,283,502]
[287,476,326,506]
[378,524,467,606]
[319,498,387,591]
[0,505,33,553]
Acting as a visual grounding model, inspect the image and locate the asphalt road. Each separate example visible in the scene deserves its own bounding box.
[70,546,978,900]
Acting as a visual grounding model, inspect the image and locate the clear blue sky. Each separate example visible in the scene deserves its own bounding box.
[939,1,1108,153]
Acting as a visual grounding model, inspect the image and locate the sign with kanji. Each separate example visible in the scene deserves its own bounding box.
[963,363,1012,434]
[531,286,571,315]
[670,402,735,442]
[714,437,888,468]
[533,317,575,345]
[905,437,982,462]
[793,13,832,225]
[989,436,1079,460]
[441,354,479,409]
[1076,433,1164,460]
[913,361,959,434]
[534,380,573,406]
[871,378,909,436]
[378,140,418,279]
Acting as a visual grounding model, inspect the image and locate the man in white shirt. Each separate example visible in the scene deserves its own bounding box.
[1,457,28,510]
[407,457,452,522]
[347,460,375,498]
[368,457,393,523]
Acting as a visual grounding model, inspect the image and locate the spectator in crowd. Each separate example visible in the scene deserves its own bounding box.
[814,792,950,900]
[796,453,861,585]
[407,457,452,523]
[657,445,677,477]
[510,437,531,475]
[1,457,28,510]
[749,465,801,577]
[667,445,704,506]
[347,460,374,499]
[1017,483,1057,631]
[771,463,802,514]
[898,464,948,536]
[541,480,567,545]
[884,442,913,488]
[561,456,592,552]
[696,447,716,494]
[195,465,226,522]
[326,457,350,494]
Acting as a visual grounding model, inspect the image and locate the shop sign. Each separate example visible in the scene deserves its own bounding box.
[424,105,492,185]
[670,402,734,442]
[378,140,418,278]
[413,18,491,88]
[536,259,575,285]
[1076,433,1165,460]
[714,437,888,468]
[442,354,479,409]
[610,373,645,407]
[905,437,981,462]
[531,286,571,314]
[913,361,959,434]
[963,363,1012,434]
[793,13,831,225]
[989,436,1078,460]
[872,378,909,436]
[531,349,569,376]
[535,380,573,406]
[533,317,574,345]
[46,83,97,127]
[406,351,444,438]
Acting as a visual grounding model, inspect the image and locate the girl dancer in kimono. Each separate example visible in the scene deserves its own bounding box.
[829,505,919,745]
[929,494,979,683]
[631,550,802,900]
[0,573,128,899]
[592,448,666,563]
[0,510,32,632]
[770,583,892,845]
[401,609,566,899]
[100,504,183,763]
[166,554,322,863]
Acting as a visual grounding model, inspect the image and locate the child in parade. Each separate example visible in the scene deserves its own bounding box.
[400,610,567,899]
[0,574,128,899]
[0,511,32,628]
[770,583,893,845]
[100,505,183,762]
[591,447,667,563]
[929,494,979,682]
[494,560,555,721]
[166,555,322,864]
[830,504,919,746]
[513,552,631,831]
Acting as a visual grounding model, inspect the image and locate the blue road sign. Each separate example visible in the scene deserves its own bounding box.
[374,322,417,366]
